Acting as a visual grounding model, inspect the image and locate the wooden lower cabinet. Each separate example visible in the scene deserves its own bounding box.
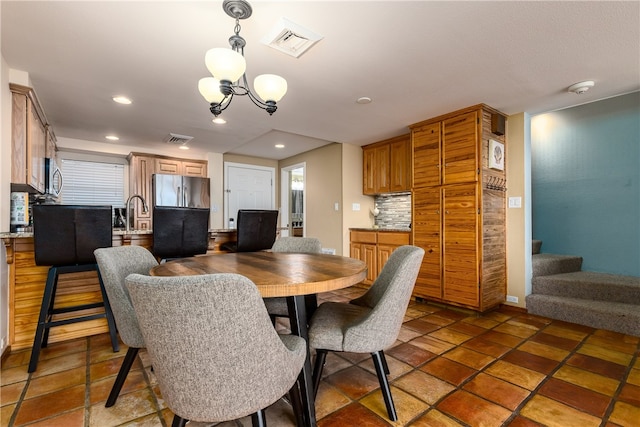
[412,187,442,299]
[350,230,410,286]
[413,183,504,311]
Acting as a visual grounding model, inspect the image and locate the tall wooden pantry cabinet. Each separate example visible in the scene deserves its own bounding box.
[411,104,507,311]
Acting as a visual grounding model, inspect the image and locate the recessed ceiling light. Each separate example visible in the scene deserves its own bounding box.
[178,145,190,150]
[105,135,119,141]
[356,97,372,104]
[212,117,226,124]
[112,96,132,105]
[275,144,285,149]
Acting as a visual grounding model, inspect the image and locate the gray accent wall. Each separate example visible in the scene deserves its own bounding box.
[531,92,640,276]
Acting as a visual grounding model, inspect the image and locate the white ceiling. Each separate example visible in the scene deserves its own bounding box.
[2,1,639,160]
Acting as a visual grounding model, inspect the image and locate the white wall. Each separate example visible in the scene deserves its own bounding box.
[505,113,532,308]
[341,143,374,255]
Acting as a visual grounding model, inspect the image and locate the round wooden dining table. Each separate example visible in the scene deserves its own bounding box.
[150,251,367,427]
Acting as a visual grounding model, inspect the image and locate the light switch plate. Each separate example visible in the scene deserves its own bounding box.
[508,197,522,208]
[352,203,360,211]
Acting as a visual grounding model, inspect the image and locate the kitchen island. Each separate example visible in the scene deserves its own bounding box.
[1,229,237,352]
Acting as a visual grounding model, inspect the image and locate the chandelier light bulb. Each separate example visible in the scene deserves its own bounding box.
[198,77,225,103]
[205,48,246,83]
[254,74,288,102]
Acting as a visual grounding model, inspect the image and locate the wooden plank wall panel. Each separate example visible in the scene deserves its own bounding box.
[7,235,153,350]
[480,109,507,310]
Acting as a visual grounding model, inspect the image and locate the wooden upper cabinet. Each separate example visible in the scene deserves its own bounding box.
[362,134,410,195]
[374,144,390,193]
[10,84,47,193]
[442,111,478,185]
[182,161,207,177]
[412,122,442,188]
[155,158,207,177]
[45,125,57,160]
[389,136,411,192]
[363,148,376,194]
[155,158,181,175]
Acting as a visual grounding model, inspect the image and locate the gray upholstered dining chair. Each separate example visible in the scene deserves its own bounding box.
[94,245,159,407]
[125,272,307,427]
[263,237,323,320]
[308,245,424,422]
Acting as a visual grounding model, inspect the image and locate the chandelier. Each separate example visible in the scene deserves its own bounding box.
[198,0,287,117]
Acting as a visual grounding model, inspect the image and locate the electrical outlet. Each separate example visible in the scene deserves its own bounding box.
[506,295,519,303]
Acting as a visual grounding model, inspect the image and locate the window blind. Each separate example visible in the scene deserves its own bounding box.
[60,159,125,208]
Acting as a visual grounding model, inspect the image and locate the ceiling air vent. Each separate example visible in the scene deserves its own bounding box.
[163,133,193,145]
[261,17,323,58]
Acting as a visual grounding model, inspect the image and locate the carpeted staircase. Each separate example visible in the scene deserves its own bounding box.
[526,240,640,337]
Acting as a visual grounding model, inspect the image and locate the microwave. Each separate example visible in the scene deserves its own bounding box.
[45,158,63,197]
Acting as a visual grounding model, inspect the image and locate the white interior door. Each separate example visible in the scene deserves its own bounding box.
[224,163,275,226]
[280,163,305,238]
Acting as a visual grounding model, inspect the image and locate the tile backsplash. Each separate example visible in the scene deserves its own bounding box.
[374,192,411,229]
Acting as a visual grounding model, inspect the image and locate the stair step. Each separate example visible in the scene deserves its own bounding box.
[526,294,640,337]
[532,253,582,277]
[532,271,640,304]
[532,240,542,255]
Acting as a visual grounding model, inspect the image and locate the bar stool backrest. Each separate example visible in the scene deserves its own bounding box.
[32,205,113,266]
[236,209,279,252]
[152,207,210,260]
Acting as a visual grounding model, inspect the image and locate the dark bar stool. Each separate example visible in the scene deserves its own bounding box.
[220,209,279,252]
[152,207,210,261]
[28,205,119,373]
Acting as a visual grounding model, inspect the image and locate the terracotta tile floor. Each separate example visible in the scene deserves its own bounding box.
[2,286,639,427]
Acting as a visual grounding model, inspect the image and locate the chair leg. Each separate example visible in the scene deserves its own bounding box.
[312,349,328,398]
[28,267,58,373]
[105,347,140,407]
[251,409,267,427]
[380,349,390,375]
[289,379,305,427]
[41,267,60,348]
[97,267,120,352]
[372,350,397,421]
[171,415,188,427]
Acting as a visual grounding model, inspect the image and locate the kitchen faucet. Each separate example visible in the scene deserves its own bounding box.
[125,194,149,232]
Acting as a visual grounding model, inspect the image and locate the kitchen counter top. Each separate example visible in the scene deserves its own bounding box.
[349,227,411,232]
[1,229,154,238]
[1,228,242,239]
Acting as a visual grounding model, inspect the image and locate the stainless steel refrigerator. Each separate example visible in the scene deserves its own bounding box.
[152,174,210,208]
